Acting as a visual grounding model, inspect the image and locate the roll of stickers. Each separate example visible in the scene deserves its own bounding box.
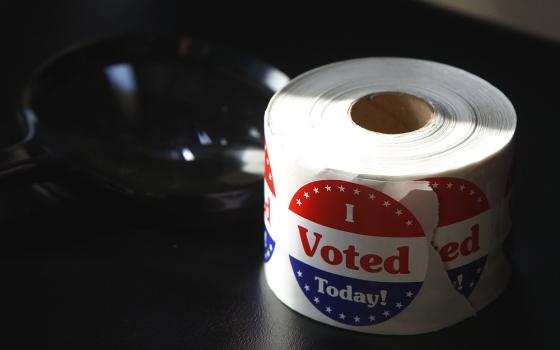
[263,58,516,335]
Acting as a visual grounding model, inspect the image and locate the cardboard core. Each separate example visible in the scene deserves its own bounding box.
[350,92,433,134]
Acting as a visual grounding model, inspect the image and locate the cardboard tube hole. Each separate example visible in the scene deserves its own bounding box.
[350,92,433,134]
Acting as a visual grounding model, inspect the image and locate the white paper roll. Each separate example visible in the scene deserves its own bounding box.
[263,58,516,335]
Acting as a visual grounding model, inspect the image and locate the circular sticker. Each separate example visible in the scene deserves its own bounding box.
[263,140,277,263]
[287,180,428,326]
[420,177,490,298]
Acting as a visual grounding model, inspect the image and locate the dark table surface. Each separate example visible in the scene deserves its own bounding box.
[1,1,559,348]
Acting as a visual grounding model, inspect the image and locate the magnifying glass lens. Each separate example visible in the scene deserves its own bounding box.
[28,53,276,199]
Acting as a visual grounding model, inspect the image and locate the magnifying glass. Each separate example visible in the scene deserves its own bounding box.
[0,35,289,225]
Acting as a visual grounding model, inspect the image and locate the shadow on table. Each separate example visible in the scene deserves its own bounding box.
[257,266,533,349]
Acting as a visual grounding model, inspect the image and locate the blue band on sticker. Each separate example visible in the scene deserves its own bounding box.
[290,256,422,326]
[264,228,276,262]
[447,255,487,298]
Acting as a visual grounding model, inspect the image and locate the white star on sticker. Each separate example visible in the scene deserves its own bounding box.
[325,306,332,313]
[395,302,403,309]
[469,189,475,195]
[469,281,475,288]
[325,185,332,191]
[406,291,413,297]
[395,209,403,216]
[313,297,320,304]
[268,173,272,180]
[338,185,345,192]
[353,188,360,195]
[268,244,273,250]
[446,182,453,189]
[313,187,319,194]
[266,158,269,165]
[304,284,310,291]
[405,220,413,226]
[297,270,303,277]
[339,313,346,320]
[354,315,360,323]
[432,182,439,188]
[296,199,302,206]
[383,200,390,207]
[304,192,310,199]
[383,310,390,317]
[368,193,375,200]
[459,184,465,191]
[368,315,375,321]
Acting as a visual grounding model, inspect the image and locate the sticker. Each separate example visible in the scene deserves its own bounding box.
[263,140,277,263]
[421,177,490,298]
[287,180,428,325]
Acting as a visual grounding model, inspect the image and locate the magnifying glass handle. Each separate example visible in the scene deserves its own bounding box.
[0,143,59,191]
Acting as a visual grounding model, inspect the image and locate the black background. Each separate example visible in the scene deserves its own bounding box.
[1,1,559,348]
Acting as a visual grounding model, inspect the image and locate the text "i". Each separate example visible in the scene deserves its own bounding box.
[345,203,355,223]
